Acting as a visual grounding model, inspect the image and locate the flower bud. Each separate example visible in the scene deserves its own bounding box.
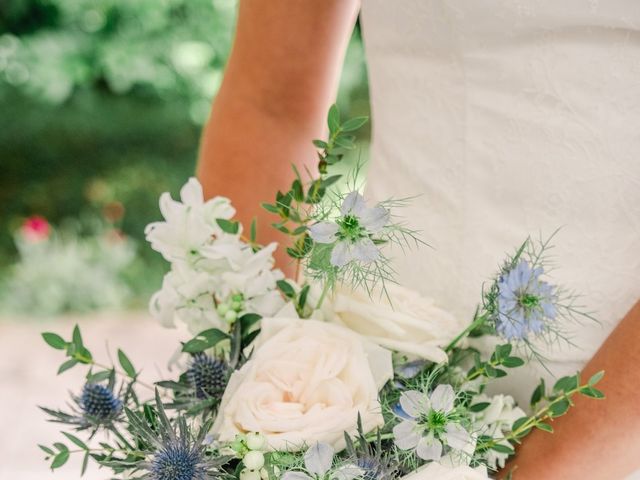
[217,303,230,315]
[240,469,261,480]
[243,450,265,471]
[224,310,237,323]
[245,432,267,451]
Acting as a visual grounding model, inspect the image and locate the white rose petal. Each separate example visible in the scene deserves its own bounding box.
[212,318,392,451]
[329,283,466,363]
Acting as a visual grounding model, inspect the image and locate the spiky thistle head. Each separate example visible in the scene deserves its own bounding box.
[149,440,209,480]
[186,354,228,400]
[78,383,123,424]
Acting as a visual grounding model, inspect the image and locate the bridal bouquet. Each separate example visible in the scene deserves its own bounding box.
[40,106,604,479]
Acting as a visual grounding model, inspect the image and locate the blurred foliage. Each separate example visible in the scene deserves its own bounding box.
[0,0,369,310]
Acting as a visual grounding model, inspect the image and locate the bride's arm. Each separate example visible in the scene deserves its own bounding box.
[197,0,359,272]
[501,300,640,479]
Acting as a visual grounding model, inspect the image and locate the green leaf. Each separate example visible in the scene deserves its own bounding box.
[42,332,66,350]
[588,370,605,386]
[291,180,304,202]
[511,416,531,436]
[502,356,525,368]
[312,139,328,149]
[39,444,55,456]
[72,325,83,348]
[182,329,230,353]
[277,280,296,299]
[320,175,342,189]
[340,116,368,132]
[334,136,355,149]
[327,104,340,133]
[57,359,79,375]
[491,444,515,454]
[554,374,579,393]
[216,218,240,235]
[580,386,605,399]
[530,379,546,407]
[62,432,88,450]
[298,284,310,311]
[261,202,280,214]
[536,422,554,433]
[86,370,112,383]
[51,450,70,469]
[118,349,136,378]
[239,313,262,333]
[469,402,491,412]
[81,450,89,476]
[250,218,258,244]
[549,398,571,417]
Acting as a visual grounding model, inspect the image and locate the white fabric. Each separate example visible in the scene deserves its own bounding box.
[361,0,640,408]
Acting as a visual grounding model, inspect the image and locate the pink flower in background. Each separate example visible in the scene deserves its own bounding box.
[20,215,51,243]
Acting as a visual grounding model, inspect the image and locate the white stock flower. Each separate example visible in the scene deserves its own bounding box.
[308,191,389,267]
[470,394,525,469]
[212,318,393,452]
[393,385,475,463]
[145,177,235,263]
[328,283,466,363]
[400,462,489,480]
[146,178,284,332]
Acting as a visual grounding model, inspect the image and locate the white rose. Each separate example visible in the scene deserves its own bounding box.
[212,318,393,451]
[328,284,465,363]
[401,462,489,480]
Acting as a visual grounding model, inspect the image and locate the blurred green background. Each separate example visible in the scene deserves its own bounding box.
[0,0,370,315]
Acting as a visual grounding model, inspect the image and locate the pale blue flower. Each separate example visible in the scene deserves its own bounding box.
[392,385,474,462]
[308,192,390,268]
[496,260,558,340]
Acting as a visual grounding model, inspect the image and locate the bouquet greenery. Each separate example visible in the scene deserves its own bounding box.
[40,107,603,479]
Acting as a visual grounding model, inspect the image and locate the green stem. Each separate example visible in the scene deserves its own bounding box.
[73,354,155,391]
[445,313,486,352]
[315,281,332,310]
[479,386,583,450]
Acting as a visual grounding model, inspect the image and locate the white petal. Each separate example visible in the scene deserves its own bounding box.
[332,466,365,480]
[341,191,367,216]
[180,177,204,206]
[416,436,443,461]
[445,423,474,453]
[304,442,334,476]
[359,205,390,233]
[352,237,380,263]
[393,420,421,450]
[282,473,313,480]
[399,390,428,418]
[308,222,339,244]
[330,241,354,267]
[430,384,455,413]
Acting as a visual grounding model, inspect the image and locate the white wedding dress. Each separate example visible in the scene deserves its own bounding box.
[361,0,640,411]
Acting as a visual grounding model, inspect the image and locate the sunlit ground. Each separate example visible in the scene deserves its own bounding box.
[0,312,189,480]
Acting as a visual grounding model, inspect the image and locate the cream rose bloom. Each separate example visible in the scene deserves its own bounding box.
[401,462,489,480]
[328,284,466,363]
[211,317,393,451]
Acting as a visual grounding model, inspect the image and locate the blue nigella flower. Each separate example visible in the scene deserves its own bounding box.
[186,354,228,400]
[79,383,123,424]
[496,260,558,340]
[149,440,207,480]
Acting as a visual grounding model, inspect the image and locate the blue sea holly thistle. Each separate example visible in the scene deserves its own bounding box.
[186,353,228,400]
[393,385,474,462]
[494,260,558,340]
[309,191,390,268]
[78,383,123,425]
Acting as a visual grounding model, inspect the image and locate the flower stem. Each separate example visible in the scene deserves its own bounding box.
[445,312,486,352]
[315,281,332,310]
